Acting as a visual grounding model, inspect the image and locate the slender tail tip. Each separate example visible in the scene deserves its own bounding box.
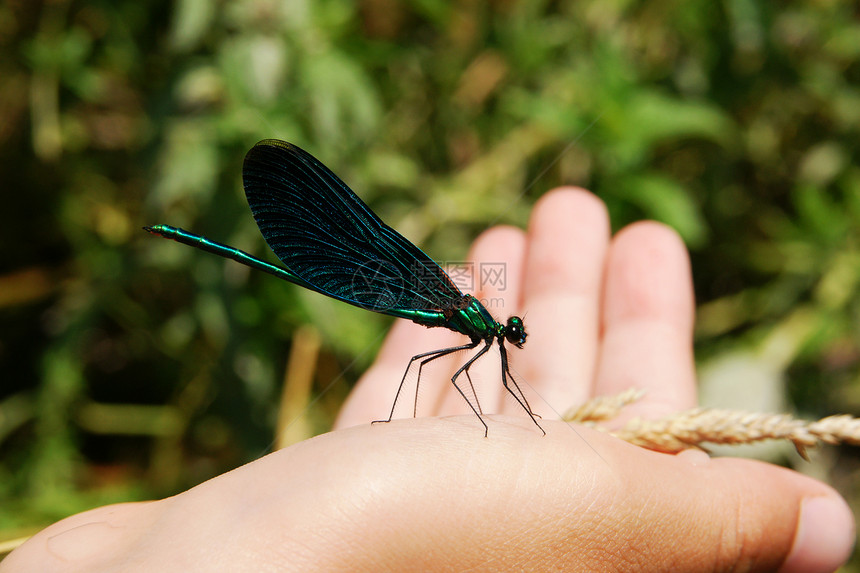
[143,225,167,237]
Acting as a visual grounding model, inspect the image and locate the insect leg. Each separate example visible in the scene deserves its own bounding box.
[373,339,480,426]
[450,341,494,437]
[499,343,546,435]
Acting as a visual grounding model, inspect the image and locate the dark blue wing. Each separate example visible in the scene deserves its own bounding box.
[242,140,464,318]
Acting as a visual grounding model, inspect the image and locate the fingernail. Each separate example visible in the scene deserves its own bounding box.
[47,521,122,561]
[779,495,856,573]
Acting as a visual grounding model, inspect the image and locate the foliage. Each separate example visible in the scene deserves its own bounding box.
[0,0,858,561]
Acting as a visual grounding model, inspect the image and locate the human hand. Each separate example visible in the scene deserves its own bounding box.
[3,189,854,572]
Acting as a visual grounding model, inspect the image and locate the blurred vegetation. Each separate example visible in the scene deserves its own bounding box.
[1,0,859,564]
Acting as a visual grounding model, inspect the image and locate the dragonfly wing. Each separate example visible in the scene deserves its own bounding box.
[243,140,464,316]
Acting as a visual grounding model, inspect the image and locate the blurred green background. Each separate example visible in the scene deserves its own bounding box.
[1,0,859,565]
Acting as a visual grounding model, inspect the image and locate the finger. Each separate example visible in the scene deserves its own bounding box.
[0,501,163,571]
[517,188,610,417]
[436,225,527,416]
[595,221,697,420]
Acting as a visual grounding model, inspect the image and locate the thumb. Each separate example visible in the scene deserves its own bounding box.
[324,417,855,572]
[562,439,856,572]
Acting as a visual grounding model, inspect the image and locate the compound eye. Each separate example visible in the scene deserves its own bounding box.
[505,316,527,348]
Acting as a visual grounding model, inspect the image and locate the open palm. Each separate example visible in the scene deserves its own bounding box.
[3,189,853,573]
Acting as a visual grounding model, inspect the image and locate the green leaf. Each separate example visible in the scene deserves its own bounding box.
[616,173,708,248]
